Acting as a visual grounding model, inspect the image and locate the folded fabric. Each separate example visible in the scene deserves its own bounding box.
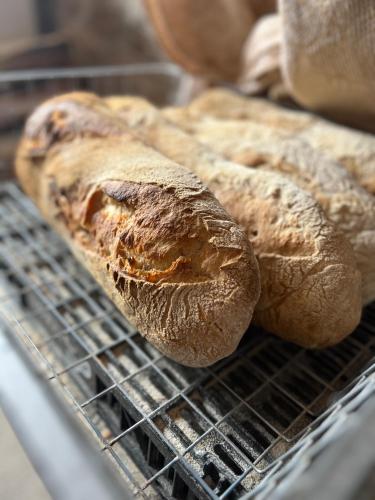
[279,0,375,132]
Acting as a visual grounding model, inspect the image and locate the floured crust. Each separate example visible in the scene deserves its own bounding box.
[162,113,375,304]
[106,95,362,348]
[15,92,260,367]
[182,88,375,194]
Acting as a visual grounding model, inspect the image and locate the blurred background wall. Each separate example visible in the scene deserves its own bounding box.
[0,0,36,40]
[0,0,165,70]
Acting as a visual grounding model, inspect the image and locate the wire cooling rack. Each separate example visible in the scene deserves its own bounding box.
[0,181,375,499]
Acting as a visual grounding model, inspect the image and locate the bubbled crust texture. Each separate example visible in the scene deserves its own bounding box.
[182,88,375,195]
[161,113,375,305]
[106,96,362,348]
[15,92,260,367]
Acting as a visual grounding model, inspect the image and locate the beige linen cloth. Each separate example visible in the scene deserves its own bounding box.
[240,1,375,131]
[278,0,375,131]
[146,0,375,131]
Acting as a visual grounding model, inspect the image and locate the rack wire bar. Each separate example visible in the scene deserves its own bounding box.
[0,181,374,499]
[0,324,130,500]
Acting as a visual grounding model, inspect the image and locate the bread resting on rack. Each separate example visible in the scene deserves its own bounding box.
[15,92,260,367]
[162,109,375,306]
[106,95,362,348]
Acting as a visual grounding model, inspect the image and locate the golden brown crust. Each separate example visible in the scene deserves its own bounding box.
[106,95,362,348]
[162,113,375,304]
[144,0,255,81]
[15,92,260,367]
[184,88,375,194]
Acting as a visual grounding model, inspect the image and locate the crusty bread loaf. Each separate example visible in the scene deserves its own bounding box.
[178,88,375,194]
[15,92,261,367]
[106,95,362,348]
[144,0,256,81]
[161,113,375,305]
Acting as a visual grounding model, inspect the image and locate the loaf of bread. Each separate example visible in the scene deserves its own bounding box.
[161,113,375,305]
[107,95,362,348]
[179,88,375,194]
[15,92,261,367]
[144,0,257,81]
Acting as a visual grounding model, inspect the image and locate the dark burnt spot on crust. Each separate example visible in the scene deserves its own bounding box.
[103,180,153,205]
[121,231,134,248]
[116,276,126,292]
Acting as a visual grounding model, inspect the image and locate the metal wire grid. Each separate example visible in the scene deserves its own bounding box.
[0,63,190,107]
[0,182,374,499]
[251,375,375,500]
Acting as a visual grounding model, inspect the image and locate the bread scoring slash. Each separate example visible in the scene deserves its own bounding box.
[15,93,260,367]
